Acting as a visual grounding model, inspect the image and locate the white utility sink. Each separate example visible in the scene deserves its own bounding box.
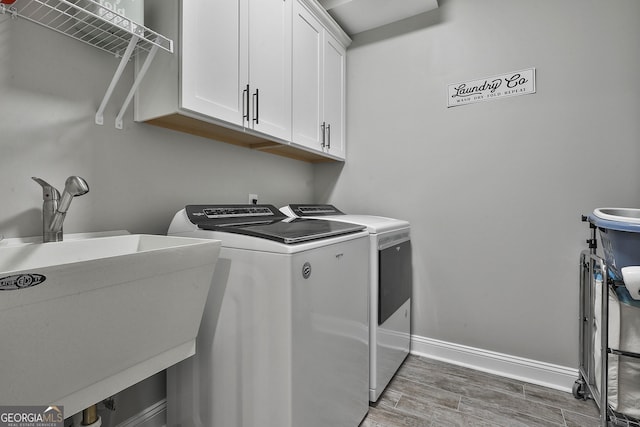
[0,233,221,416]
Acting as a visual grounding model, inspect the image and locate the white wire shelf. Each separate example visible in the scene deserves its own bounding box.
[1,0,174,129]
[1,0,172,57]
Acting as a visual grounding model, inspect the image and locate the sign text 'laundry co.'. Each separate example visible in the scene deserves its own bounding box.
[447,68,536,108]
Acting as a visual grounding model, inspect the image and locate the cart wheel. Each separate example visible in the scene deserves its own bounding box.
[572,379,587,400]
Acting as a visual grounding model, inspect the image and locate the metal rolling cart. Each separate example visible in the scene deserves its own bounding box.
[575,215,640,427]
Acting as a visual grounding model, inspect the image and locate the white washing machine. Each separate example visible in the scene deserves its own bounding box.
[166,205,370,427]
[281,204,412,402]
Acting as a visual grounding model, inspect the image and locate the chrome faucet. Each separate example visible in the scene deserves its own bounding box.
[32,176,90,242]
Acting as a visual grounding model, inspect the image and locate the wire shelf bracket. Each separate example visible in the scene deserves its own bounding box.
[1,0,174,129]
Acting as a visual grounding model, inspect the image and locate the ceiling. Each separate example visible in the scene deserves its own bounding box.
[318,0,439,35]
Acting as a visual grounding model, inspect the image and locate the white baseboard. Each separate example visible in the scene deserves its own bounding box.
[410,334,578,393]
[115,337,577,427]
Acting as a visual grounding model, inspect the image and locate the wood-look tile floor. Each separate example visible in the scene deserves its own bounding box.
[360,355,601,427]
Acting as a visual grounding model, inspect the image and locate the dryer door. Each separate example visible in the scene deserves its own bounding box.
[379,239,412,325]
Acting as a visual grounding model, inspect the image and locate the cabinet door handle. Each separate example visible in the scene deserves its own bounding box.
[326,123,331,150]
[242,84,250,123]
[253,88,259,124]
[320,122,326,148]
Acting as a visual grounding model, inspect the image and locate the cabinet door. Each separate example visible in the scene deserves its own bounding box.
[323,33,346,159]
[248,0,292,141]
[181,0,248,126]
[292,1,323,150]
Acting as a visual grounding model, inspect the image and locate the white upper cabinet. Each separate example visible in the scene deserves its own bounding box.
[292,0,347,159]
[322,32,346,159]
[135,0,349,162]
[181,0,247,125]
[247,0,292,141]
[292,3,323,149]
[182,0,291,140]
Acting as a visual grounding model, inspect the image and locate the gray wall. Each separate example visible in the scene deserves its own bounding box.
[0,17,313,240]
[4,0,640,422]
[0,12,313,424]
[315,0,640,368]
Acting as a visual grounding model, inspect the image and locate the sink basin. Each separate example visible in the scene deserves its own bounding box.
[0,233,221,416]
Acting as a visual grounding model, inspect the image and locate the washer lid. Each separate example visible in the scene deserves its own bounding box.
[185,205,365,244]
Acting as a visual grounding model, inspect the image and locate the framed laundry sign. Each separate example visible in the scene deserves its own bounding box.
[447,68,536,108]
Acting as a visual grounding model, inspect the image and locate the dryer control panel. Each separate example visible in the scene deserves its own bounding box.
[287,204,345,217]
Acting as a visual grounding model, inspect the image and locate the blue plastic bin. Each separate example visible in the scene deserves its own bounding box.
[589,211,640,278]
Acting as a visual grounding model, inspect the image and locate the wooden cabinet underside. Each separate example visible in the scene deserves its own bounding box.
[145,114,341,163]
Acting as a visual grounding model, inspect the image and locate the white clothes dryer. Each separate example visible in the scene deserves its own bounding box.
[167,205,370,427]
[281,204,412,402]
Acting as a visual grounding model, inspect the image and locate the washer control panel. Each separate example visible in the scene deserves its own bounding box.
[202,206,274,219]
[186,205,287,227]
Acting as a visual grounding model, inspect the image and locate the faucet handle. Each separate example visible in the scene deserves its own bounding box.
[32,177,60,200]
